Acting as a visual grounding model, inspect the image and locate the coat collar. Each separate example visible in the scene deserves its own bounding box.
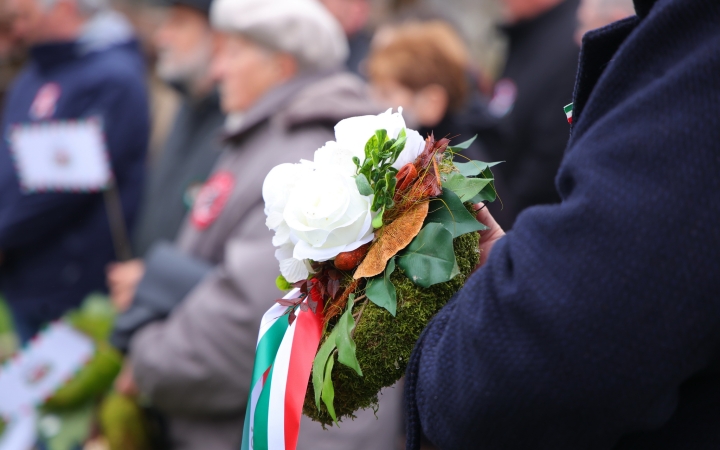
[223,69,338,141]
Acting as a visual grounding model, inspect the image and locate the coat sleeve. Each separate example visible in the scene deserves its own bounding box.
[405,38,720,450]
[0,73,148,250]
[129,202,280,416]
[110,241,213,353]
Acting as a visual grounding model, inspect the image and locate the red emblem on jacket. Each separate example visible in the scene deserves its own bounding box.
[191,171,235,230]
[30,83,61,120]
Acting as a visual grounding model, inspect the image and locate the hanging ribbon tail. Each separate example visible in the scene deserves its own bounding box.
[241,288,324,450]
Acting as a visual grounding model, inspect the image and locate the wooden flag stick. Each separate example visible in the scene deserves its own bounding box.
[103,182,133,262]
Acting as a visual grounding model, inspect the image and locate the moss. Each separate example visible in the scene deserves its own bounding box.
[303,231,479,425]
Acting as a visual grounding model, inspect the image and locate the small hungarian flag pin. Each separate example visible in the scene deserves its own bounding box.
[564,103,574,124]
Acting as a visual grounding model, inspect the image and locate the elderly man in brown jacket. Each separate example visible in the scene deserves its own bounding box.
[110,0,402,448]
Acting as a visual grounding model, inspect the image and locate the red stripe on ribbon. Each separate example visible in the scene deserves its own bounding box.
[262,366,271,385]
[284,302,324,450]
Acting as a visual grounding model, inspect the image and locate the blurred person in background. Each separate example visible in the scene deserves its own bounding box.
[0,0,148,341]
[575,0,635,44]
[319,0,372,76]
[110,0,402,448]
[480,0,580,229]
[106,0,224,315]
[368,20,488,161]
[0,0,26,122]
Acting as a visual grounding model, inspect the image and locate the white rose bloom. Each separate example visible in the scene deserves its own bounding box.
[284,165,374,262]
[275,243,312,283]
[263,163,311,247]
[334,108,426,170]
[313,141,358,176]
[392,128,425,169]
[263,108,427,282]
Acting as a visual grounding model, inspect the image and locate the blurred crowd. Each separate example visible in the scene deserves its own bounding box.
[0,0,635,448]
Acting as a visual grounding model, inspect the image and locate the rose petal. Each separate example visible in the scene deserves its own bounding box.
[279,257,310,283]
[314,141,359,177]
[393,128,425,169]
[262,163,306,213]
[292,232,374,262]
[272,222,291,247]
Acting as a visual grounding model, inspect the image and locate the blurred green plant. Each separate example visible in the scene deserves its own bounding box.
[0,295,18,364]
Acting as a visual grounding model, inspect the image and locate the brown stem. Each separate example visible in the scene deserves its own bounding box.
[350,299,369,339]
[323,278,361,326]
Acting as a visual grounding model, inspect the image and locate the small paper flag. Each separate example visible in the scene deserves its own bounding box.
[564,103,574,124]
[8,118,113,193]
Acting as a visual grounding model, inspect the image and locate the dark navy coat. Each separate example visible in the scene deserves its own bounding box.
[405,0,720,448]
[0,39,148,331]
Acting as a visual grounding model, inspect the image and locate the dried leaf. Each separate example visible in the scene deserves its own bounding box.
[396,163,418,192]
[354,201,429,279]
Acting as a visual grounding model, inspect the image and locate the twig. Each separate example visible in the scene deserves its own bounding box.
[350,299,369,339]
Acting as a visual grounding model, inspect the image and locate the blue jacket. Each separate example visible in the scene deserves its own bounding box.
[405,0,720,448]
[0,32,148,322]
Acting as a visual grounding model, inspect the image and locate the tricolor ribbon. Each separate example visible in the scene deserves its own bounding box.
[241,289,324,450]
[564,103,574,124]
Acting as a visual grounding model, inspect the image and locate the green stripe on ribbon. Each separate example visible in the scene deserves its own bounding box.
[241,313,290,450]
[564,103,574,114]
[253,365,275,450]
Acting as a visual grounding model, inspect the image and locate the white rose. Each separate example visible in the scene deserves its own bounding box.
[275,243,313,283]
[263,163,305,247]
[333,108,426,170]
[313,141,358,177]
[283,165,374,262]
[392,128,425,169]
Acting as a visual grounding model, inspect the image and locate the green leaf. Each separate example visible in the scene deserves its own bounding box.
[372,208,385,229]
[364,135,378,160]
[312,326,339,409]
[471,185,497,203]
[398,223,458,288]
[321,356,337,422]
[450,257,461,280]
[453,160,502,177]
[426,189,488,237]
[448,135,477,152]
[355,173,373,196]
[375,129,388,146]
[335,297,362,375]
[365,258,398,316]
[443,172,493,202]
[470,167,498,202]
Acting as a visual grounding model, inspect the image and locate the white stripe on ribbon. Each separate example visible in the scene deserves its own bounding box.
[267,314,299,449]
[248,288,299,447]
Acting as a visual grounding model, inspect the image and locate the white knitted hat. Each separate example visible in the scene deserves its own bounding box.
[210,0,349,71]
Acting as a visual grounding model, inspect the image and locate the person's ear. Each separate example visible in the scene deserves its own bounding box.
[414,84,449,128]
[274,53,299,81]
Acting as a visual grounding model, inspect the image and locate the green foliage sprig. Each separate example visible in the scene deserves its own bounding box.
[353,129,408,228]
